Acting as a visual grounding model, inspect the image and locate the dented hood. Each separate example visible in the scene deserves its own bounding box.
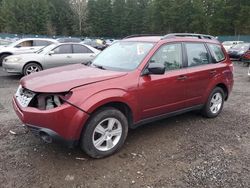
[20,64,127,93]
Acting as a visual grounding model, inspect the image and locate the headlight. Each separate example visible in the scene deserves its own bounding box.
[239,50,245,54]
[7,57,22,63]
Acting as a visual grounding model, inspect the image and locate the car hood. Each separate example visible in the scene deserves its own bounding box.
[20,64,127,93]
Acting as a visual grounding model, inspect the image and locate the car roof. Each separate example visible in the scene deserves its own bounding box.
[123,34,220,44]
[17,38,57,41]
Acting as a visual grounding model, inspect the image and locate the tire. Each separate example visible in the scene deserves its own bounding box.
[202,87,225,118]
[81,107,128,158]
[23,63,42,76]
[0,54,11,66]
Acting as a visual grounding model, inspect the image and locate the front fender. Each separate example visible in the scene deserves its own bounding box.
[78,88,140,122]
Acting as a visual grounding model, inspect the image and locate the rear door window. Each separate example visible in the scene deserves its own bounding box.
[185,43,210,67]
[34,40,53,46]
[207,43,225,62]
[73,44,93,53]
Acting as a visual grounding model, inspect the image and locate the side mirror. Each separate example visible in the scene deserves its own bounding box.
[15,45,21,48]
[143,63,165,75]
[48,51,55,55]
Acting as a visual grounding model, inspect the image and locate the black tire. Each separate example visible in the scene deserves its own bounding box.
[81,107,128,158]
[0,54,11,66]
[202,87,225,118]
[23,63,42,76]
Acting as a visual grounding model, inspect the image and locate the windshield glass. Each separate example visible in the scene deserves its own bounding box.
[91,41,154,71]
[36,44,57,54]
[222,41,233,46]
[231,43,250,51]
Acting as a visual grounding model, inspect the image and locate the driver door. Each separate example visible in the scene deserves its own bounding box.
[43,44,74,69]
[14,40,36,54]
[138,43,187,119]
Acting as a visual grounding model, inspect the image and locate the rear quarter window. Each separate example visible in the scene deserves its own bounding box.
[208,43,225,62]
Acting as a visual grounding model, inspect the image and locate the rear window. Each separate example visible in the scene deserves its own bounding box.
[34,40,53,46]
[208,44,225,62]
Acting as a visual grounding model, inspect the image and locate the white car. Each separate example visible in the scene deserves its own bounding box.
[0,38,58,65]
[222,41,244,52]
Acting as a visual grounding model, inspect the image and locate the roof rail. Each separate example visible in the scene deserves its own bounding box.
[123,34,162,39]
[162,33,215,40]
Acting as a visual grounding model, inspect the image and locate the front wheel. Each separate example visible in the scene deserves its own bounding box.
[202,87,225,118]
[23,63,42,76]
[81,107,128,158]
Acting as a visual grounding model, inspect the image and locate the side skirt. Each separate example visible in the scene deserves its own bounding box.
[132,104,204,129]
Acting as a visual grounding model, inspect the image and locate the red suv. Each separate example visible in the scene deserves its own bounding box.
[13,33,234,158]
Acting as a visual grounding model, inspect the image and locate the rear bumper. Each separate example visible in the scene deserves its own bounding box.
[12,97,90,143]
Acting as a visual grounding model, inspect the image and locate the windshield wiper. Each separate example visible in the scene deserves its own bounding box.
[82,61,92,66]
[91,64,106,70]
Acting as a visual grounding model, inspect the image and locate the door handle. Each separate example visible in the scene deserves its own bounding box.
[210,70,217,75]
[66,56,72,58]
[177,75,188,80]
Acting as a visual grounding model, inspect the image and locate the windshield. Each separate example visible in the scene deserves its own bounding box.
[222,41,233,46]
[91,41,154,71]
[231,43,250,51]
[36,43,57,54]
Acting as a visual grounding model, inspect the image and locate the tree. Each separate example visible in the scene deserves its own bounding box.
[70,0,87,35]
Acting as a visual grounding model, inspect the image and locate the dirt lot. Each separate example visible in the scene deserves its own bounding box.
[0,62,250,188]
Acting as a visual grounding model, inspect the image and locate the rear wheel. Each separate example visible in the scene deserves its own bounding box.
[81,107,128,158]
[23,63,42,76]
[202,87,225,118]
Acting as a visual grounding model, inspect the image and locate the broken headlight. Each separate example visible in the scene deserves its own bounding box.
[29,92,72,110]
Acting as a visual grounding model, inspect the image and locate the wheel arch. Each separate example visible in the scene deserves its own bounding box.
[22,61,43,74]
[0,52,13,56]
[215,83,229,101]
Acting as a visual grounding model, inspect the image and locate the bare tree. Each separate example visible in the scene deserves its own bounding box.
[70,0,87,35]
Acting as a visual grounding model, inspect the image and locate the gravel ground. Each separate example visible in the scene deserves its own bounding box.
[0,62,250,188]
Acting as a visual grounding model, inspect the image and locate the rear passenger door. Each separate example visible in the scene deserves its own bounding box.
[72,44,96,64]
[184,42,224,107]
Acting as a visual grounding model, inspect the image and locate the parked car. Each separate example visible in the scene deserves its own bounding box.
[81,39,107,50]
[3,43,100,75]
[12,33,234,158]
[56,37,82,43]
[239,44,250,65]
[228,43,250,60]
[0,38,57,65]
[222,41,244,52]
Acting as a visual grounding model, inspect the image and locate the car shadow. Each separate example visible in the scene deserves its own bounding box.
[28,111,202,161]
